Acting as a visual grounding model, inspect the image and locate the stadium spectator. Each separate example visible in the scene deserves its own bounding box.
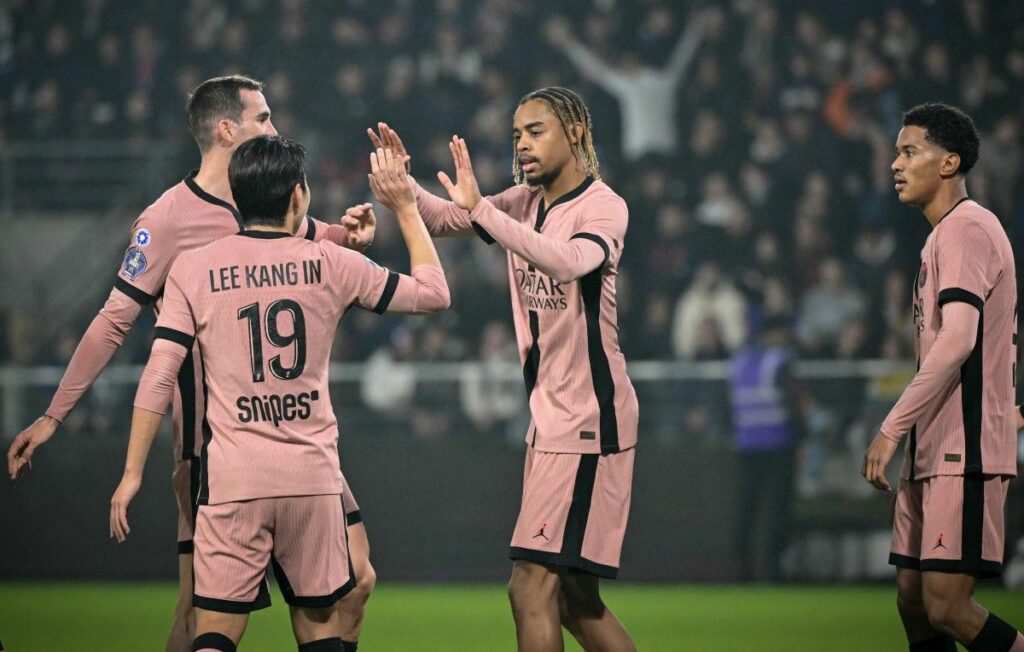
[672,262,746,359]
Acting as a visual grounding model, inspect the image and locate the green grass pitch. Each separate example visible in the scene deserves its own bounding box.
[1,583,1022,650]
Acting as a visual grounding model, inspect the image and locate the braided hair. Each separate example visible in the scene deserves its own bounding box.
[513,87,600,185]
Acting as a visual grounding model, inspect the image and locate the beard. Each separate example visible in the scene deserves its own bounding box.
[524,166,558,187]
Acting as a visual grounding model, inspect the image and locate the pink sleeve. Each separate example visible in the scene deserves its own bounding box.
[468,198,616,283]
[117,210,178,299]
[325,245,449,315]
[381,265,451,314]
[45,287,144,422]
[134,338,188,414]
[411,178,475,237]
[300,215,355,248]
[879,302,980,443]
[935,220,1000,309]
[152,261,198,338]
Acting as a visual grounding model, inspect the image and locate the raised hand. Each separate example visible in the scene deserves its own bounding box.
[368,148,416,212]
[7,415,58,479]
[110,472,142,543]
[340,202,377,250]
[367,122,411,173]
[437,136,482,212]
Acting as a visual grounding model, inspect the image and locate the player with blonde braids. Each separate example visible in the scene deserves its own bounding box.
[370,86,639,651]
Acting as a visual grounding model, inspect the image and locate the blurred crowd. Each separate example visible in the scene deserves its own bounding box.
[3,0,1024,372]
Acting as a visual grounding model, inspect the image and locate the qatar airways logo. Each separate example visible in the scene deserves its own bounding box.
[515,268,568,310]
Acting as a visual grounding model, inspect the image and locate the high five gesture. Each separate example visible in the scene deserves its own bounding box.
[437,136,483,212]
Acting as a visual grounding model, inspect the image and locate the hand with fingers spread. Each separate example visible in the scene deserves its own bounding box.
[367,122,411,173]
[339,202,377,250]
[437,135,482,212]
[7,415,59,479]
[110,472,142,543]
[861,432,899,491]
[368,148,416,212]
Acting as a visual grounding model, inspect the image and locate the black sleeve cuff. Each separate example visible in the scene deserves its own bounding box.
[114,276,156,306]
[304,216,317,241]
[371,271,400,314]
[570,232,611,267]
[471,222,496,245]
[154,327,194,350]
[937,287,984,311]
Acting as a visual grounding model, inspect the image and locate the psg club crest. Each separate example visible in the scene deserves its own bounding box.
[918,262,927,288]
[134,228,151,248]
[122,246,148,280]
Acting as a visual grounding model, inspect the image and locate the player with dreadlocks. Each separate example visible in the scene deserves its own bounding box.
[369,86,638,651]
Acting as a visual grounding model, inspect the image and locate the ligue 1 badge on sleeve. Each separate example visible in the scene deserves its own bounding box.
[134,227,152,248]
[122,246,149,280]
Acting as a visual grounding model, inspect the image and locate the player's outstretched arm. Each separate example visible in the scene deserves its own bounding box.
[368,147,450,313]
[110,338,187,542]
[7,289,143,479]
[368,122,476,238]
[862,302,980,490]
[440,136,610,283]
[1016,405,1024,431]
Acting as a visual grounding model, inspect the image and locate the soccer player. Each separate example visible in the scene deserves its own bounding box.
[862,103,1023,652]
[6,76,377,651]
[369,86,638,651]
[109,136,449,652]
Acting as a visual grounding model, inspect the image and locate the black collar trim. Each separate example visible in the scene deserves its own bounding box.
[938,196,971,224]
[536,176,596,233]
[184,170,245,230]
[546,176,595,213]
[238,230,292,239]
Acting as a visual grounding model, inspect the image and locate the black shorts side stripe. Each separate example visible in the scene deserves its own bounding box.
[961,473,985,568]
[113,276,156,305]
[938,287,984,311]
[371,271,400,314]
[154,326,195,350]
[570,232,610,268]
[562,454,599,564]
[507,453,619,579]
